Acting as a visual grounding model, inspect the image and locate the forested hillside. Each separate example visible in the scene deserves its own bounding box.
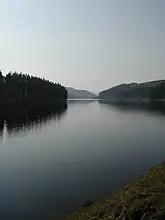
[0,71,67,105]
[99,80,165,103]
[66,87,97,99]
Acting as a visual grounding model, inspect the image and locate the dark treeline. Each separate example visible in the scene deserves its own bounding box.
[0,71,67,105]
[0,103,67,136]
[151,82,165,101]
[99,81,165,102]
[122,82,165,100]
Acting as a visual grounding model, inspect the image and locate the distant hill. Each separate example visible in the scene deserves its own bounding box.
[99,80,165,104]
[66,87,97,99]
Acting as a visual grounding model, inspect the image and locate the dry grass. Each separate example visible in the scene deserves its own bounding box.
[62,164,165,220]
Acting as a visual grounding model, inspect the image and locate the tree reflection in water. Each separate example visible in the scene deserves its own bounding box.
[0,103,67,137]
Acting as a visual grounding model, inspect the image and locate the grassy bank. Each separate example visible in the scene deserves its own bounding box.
[62,163,165,220]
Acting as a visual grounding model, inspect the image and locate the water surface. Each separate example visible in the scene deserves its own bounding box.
[0,101,165,219]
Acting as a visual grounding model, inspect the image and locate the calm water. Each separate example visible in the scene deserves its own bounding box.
[0,101,165,219]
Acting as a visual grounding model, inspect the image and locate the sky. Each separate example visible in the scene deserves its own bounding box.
[0,0,165,93]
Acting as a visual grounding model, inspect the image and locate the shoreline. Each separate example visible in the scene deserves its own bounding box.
[62,163,165,220]
[99,98,165,105]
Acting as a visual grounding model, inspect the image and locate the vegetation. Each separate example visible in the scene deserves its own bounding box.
[0,71,67,105]
[99,81,165,102]
[151,82,165,101]
[62,163,165,220]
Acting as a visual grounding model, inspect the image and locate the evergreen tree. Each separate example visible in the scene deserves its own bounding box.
[0,71,67,105]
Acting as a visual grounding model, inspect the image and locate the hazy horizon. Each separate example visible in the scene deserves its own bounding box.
[1,0,165,93]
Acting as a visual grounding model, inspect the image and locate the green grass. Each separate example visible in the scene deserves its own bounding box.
[62,164,165,220]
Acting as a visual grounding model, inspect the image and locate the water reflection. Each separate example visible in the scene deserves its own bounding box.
[99,100,165,116]
[67,99,98,104]
[0,103,67,136]
[0,120,4,138]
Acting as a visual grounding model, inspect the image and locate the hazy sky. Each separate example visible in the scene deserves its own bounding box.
[0,0,165,92]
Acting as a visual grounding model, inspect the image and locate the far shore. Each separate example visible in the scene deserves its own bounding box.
[99,97,165,105]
